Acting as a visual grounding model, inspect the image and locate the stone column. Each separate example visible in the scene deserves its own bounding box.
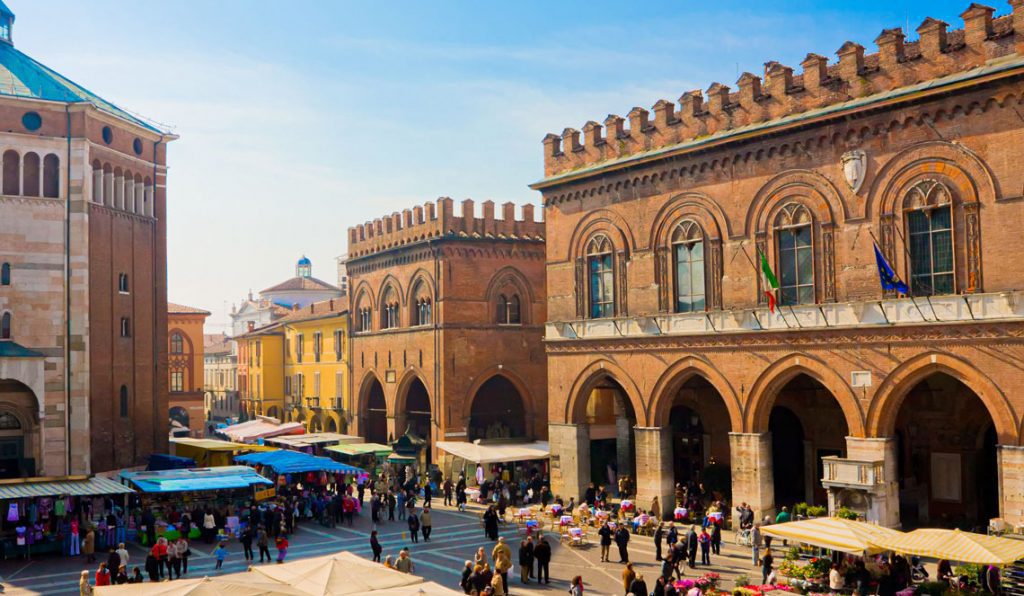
[998,445,1024,525]
[730,432,774,525]
[845,436,900,527]
[634,426,673,519]
[615,395,635,478]
[549,423,589,502]
[387,414,400,443]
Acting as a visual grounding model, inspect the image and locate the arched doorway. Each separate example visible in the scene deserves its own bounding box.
[404,378,432,465]
[668,377,732,503]
[894,373,997,529]
[265,406,281,421]
[309,416,323,433]
[581,376,636,491]
[326,416,338,433]
[0,380,37,478]
[169,406,190,429]
[769,374,848,509]
[469,375,527,441]
[364,378,388,444]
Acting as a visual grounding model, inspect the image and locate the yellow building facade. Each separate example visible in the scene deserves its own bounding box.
[236,298,349,433]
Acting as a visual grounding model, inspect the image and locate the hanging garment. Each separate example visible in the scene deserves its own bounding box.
[7,502,19,522]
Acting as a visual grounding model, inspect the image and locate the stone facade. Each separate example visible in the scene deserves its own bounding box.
[347,198,547,470]
[203,333,238,428]
[0,6,173,475]
[535,2,1024,527]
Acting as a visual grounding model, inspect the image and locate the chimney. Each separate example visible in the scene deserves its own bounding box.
[627,106,650,134]
[501,201,515,222]
[875,28,905,70]
[916,18,949,59]
[706,83,731,116]
[801,53,829,94]
[542,133,561,157]
[329,299,334,310]
[604,114,626,139]
[678,90,704,120]
[765,62,793,99]
[521,204,536,222]
[247,321,255,332]
[961,3,995,48]
[736,72,762,109]
[652,99,676,128]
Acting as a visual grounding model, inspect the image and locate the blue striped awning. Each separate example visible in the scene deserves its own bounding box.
[0,476,134,499]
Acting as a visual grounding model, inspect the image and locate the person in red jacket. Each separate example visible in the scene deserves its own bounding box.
[150,537,168,580]
[95,562,111,586]
[275,535,289,564]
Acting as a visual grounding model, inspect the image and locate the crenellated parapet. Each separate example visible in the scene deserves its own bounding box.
[347,197,545,259]
[541,2,1024,178]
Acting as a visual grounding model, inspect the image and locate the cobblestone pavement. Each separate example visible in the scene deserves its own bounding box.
[0,505,763,595]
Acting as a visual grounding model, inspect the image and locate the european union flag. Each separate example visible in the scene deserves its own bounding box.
[873,243,908,295]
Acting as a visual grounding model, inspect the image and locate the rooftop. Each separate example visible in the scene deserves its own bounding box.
[168,302,211,316]
[260,276,340,295]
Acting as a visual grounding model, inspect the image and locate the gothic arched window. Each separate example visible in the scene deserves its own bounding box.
[586,235,615,318]
[672,221,706,313]
[170,333,184,354]
[904,180,954,296]
[775,203,815,305]
[381,287,399,329]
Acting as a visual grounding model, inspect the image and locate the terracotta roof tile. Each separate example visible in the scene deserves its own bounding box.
[260,276,340,294]
[168,302,211,315]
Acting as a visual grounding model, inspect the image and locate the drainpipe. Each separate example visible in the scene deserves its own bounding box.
[152,137,162,461]
[63,105,72,475]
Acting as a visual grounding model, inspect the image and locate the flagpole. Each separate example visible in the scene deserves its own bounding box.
[868,229,929,322]
[738,242,790,329]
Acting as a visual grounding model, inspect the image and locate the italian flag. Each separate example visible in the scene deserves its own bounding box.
[759,250,779,313]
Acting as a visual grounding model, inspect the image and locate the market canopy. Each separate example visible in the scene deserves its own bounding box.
[219,418,305,443]
[325,443,393,457]
[877,528,1024,565]
[120,466,272,493]
[0,475,134,499]
[95,575,311,595]
[436,440,550,464]
[171,438,277,453]
[761,517,902,554]
[235,450,365,475]
[266,433,364,449]
[245,551,428,595]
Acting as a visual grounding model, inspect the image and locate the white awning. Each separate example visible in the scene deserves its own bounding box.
[436,441,550,464]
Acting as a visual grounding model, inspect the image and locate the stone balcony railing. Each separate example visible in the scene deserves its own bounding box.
[545,290,1024,341]
[821,456,885,491]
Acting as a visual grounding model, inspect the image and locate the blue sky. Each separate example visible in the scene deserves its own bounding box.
[16,0,982,330]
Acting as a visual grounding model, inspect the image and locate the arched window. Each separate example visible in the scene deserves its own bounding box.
[2,150,19,196]
[672,220,706,313]
[43,154,60,198]
[775,203,815,305]
[119,386,129,418]
[415,298,432,326]
[0,312,9,340]
[170,333,184,354]
[359,307,372,332]
[496,294,522,324]
[1,262,9,285]
[120,317,131,338]
[22,152,39,197]
[0,412,20,430]
[381,287,399,329]
[586,235,615,318]
[118,273,129,293]
[904,180,954,296]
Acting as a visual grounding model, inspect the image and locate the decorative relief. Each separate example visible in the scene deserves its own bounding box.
[964,202,983,293]
[709,239,723,310]
[841,150,867,194]
[655,247,670,312]
[616,250,628,316]
[574,257,586,318]
[822,225,836,302]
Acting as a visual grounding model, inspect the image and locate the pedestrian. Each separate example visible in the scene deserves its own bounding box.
[214,541,228,570]
[388,490,397,521]
[95,563,111,587]
[114,565,129,585]
[492,536,512,566]
[106,548,120,579]
[458,560,472,593]
[275,535,289,563]
[483,506,499,541]
[79,570,93,596]
[444,477,454,507]
[614,523,631,563]
[129,566,144,584]
[397,491,407,521]
[177,537,191,575]
[761,548,774,585]
[491,566,506,596]
[240,525,254,561]
[534,537,551,584]
[629,572,649,596]
[168,538,181,579]
[408,509,420,543]
[830,563,845,592]
[775,506,791,524]
[623,562,637,593]
[116,542,129,570]
[424,482,433,507]
[494,552,511,595]
[519,538,534,584]
[699,527,711,565]
[395,548,415,573]
[666,523,678,550]
[149,537,167,580]
[987,565,1002,595]
[710,521,721,556]
[144,553,159,583]
[570,575,584,596]
[83,526,96,563]
[686,525,698,568]
[598,520,612,562]
[421,507,432,541]
[751,524,762,567]
[474,546,487,568]
[383,555,395,569]
[257,525,271,563]
[654,522,665,561]
[203,509,217,544]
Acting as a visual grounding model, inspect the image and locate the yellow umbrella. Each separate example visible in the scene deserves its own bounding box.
[878,528,1024,565]
[760,517,902,554]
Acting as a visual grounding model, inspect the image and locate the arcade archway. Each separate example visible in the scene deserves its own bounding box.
[468,375,527,441]
[668,376,732,501]
[580,376,636,491]
[0,380,37,478]
[403,378,432,465]
[363,378,388,444]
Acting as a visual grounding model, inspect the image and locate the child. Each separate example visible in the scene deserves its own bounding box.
[275,535,289,563]
[213,541,228,570]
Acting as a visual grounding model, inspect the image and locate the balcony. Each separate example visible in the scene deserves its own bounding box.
[821,456,885,491]
[546,290,1024,341]
[330,397,345,411]
[306,397,321,410]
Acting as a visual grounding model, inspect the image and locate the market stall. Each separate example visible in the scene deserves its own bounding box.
[437,440,550,499]
[324,442,392,477]
[217,417,306,444]
[0,475,135,559]
[170,437,276,467]
[119,466,273,543]
[265,432,364,456]
[876,528,1024,565]
[761,516,901,554]
[235,450,366,493]
[245,551,428,594]
[95,575,311,595]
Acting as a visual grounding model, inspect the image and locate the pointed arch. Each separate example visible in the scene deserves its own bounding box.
[485,266,533,324]
[746,169,845,236]
[394,367,433,414]
[564,208,636,263]
[745,352,865,436]
[866,351,1017,444]
[563,359,647,426]
[648,356,743,430]
[649,191,729,249]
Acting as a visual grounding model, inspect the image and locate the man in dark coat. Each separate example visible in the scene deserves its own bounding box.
[533,537,551,584]
[654,523,665,561]
[483,506,499,541]
[686,525,698,568]
[598,521,613,562]
[614,524,631,563]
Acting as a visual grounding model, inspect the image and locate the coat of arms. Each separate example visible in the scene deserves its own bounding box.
[841,150,867,194]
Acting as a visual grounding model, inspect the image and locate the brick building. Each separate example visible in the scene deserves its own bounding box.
[167,303,210,437]
[347,198,546,471]
[0,2,174,475]
[535,2,1024,527]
